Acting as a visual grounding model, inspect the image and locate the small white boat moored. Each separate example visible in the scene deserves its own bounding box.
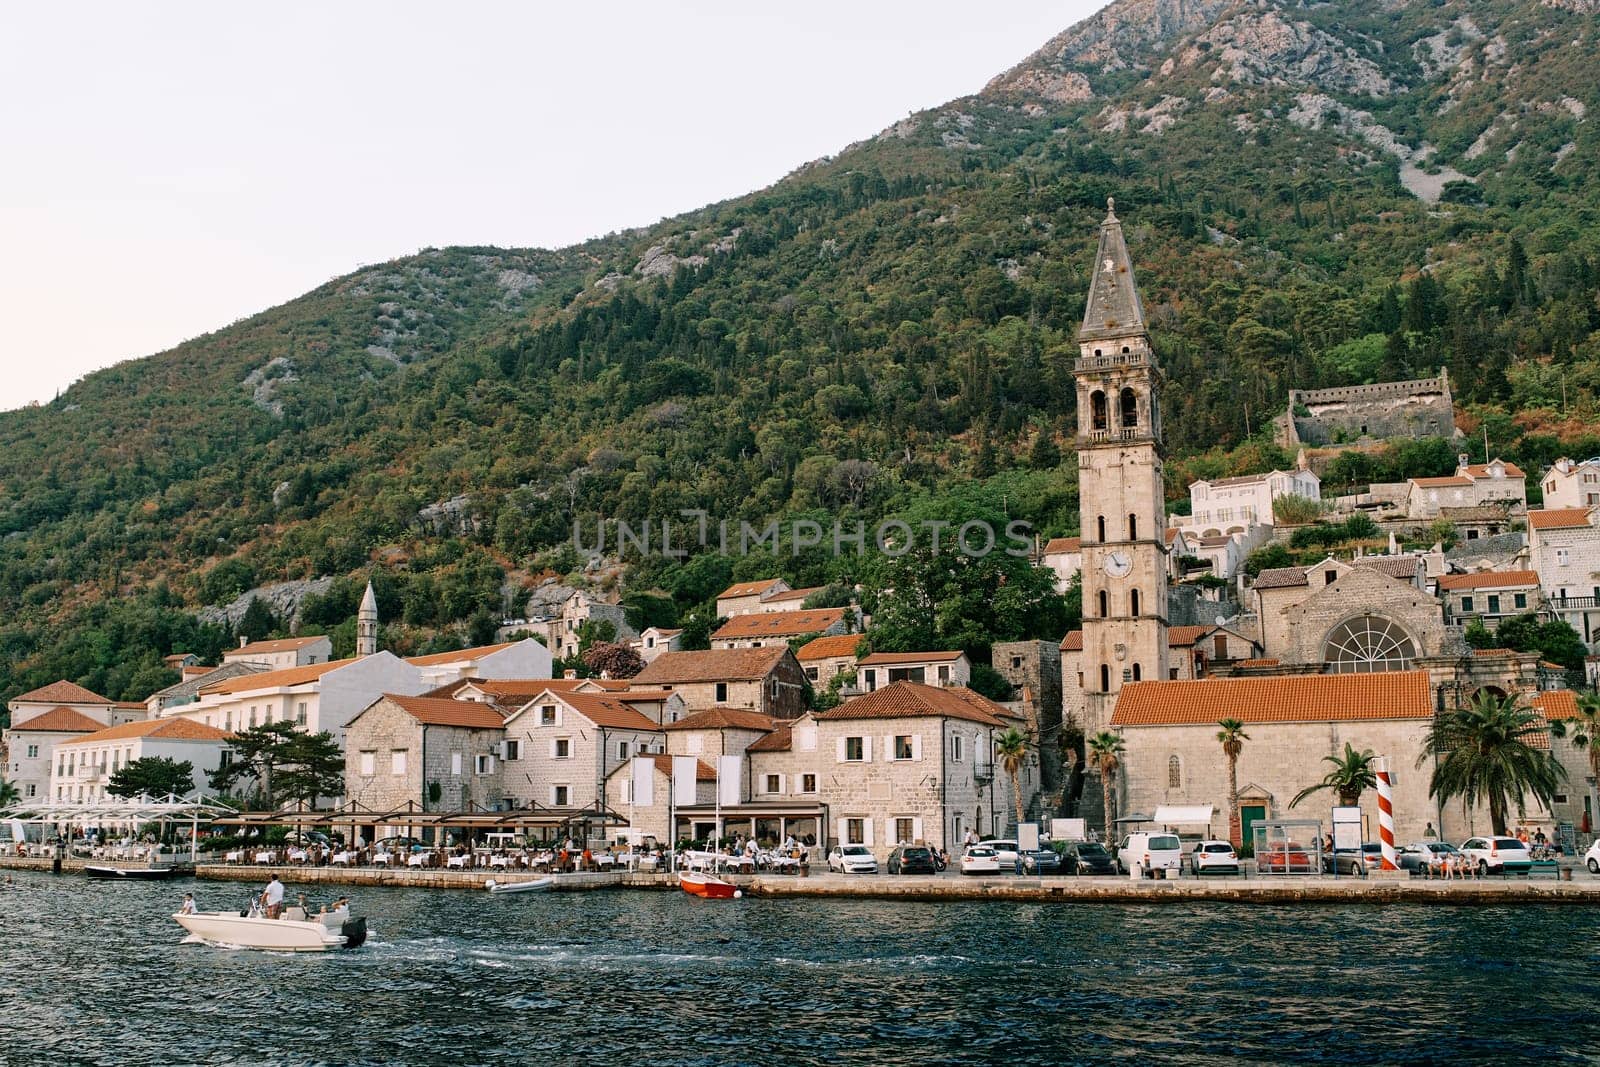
[174,908,367,952]
[484,876,554,894]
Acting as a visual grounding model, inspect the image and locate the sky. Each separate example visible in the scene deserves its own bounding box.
[0,1,1102,410]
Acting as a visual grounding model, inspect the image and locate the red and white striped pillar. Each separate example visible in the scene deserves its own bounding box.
[1375,756,1398,871]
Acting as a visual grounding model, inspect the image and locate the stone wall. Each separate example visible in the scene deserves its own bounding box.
[1275,370,1456,447]
[992,641,1063,792]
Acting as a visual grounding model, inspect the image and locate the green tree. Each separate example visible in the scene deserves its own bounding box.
[0,779,19,807]
[1420,691,1565,836]
[1289,742,1378,808]
[1272,494,1323,525]
[1029,431,1061,471]
[107,756,196,799]
[1216,719,1250,848]
[1486,614,1587,671]
[1244,542,1294,577]
[1086,731,1125,846]
[467,607,500,647]
[236,597,279,643]
[275,731,346,807]
[208,721,302,807]
[995,727,1031,830]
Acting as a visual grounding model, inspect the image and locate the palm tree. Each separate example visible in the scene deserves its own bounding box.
[1216,719,1250,848]
[0,779,19,807]
[1086,731,1126,845]
[1290,743,1378,809]
[1420,690,1565,835]
[994,727,1030,831]
[1550,692,1600,829]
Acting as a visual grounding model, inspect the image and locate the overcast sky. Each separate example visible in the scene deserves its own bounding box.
[0,2,1100,410]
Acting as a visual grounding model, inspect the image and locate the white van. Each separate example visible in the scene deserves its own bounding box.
[1118,832,1183,875]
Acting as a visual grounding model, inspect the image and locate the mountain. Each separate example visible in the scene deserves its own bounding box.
[2,0,1599,706]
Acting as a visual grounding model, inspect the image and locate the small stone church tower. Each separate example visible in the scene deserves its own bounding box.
[357,580,379,658]
[1074,199,1169,734]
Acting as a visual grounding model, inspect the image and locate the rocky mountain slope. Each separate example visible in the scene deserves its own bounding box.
[1,0,1598,704]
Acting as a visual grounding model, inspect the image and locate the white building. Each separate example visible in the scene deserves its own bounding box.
[1039,537,1082,594]
[50,718,233,803]
[633,626,684,664]
[223,635,333,670]
[500,689,665,813]
[1538,457,1600,510]
[1407,457,1528,519]
[404,638,553,687]
[1186,457,1320,536]
[1528,507,1600,644]
[3,681,146,805]
[1436,570,1542,630]
[856,651,971,691]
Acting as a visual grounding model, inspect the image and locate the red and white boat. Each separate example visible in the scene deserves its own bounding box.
[679,869,740,899]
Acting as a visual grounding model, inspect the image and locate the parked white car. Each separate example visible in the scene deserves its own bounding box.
[1188,839,1240,876]
[1118,832,1183,875]
[960,846,1001,875]
[981,839,1020,868]
[1584,839,1600,875]
[827,845,878,874]
[1458,836,1532,875]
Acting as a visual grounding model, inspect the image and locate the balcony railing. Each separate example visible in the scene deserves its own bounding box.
[1079,427,1151,445]
[1075,351,1152,373]
[1549,596,1600,611]
[973,759,994,782]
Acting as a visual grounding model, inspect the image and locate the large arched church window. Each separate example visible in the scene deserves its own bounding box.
[1322,616,1416,673]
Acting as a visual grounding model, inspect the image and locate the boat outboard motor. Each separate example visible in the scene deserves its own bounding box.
[340,917,368,949]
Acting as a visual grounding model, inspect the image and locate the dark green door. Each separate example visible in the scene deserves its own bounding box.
[1241,805,1267,853]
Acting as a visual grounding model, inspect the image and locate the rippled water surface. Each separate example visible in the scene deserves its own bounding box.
[2,869,1598,1065]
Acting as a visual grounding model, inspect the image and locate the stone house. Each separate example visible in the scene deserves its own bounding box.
[500,689,664,814]
[145,661,266,716]
[714,578,826,617]
[1528,507,1600,645]
[223,635,333,670]
[1536,690,1598,837]
[602,754,716,844]
[1436,570,1542,631]
[1246,560,1449,669]
[1538,457,1600,510]
[856,651,970,691]
[631,648,811,719]
[661,707,776,763]
[992,640,1063,790]
[795,633,864,689]
[746,683,1030,858]
[343,694,506,813]
[3,681,147,805]
[52,718,233,804]
[633,626,684,663]
[1039,536,1082,594]
[405,638,553,687]
[1110,670,1517,845]
[709,608,849,649]
[1406,457,1527,519]
[544,592,637,659]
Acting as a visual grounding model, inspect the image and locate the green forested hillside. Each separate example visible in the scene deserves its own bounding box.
[3,0,1599,706]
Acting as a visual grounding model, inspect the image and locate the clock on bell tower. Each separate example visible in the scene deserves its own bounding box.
[1074,198,1169,733]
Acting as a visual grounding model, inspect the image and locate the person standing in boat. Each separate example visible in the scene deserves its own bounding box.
[180,893,197,915]
[260,874,285,919]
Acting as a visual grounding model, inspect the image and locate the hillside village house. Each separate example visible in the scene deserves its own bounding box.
[1538,689,1600,835]
[500,689,666,814]
[1437,570,1542,631]
[1110,671,1553,845]
[715,578,820,617]
[144,661,265,716]
[1539,457,1600,510]
[795,633,864,688]
[404,638,552,687]
[1039,537,1082,594]
[1405,457,1527,519]
[343,694,507,813]
[1184,455,1320,537]
[542,591,636,659]
[223,635,332,670]
[1528,507,1600,645]
[52,718,233,803]
[4,681,149,804]
[857,651,970,691]
[709,608,849,649]
[633,626,684,663]
[662,707,776,761]
[631,648,811,719]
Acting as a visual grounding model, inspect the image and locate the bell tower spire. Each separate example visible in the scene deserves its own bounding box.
[1073,199,1168,734]
[357,580,379,658]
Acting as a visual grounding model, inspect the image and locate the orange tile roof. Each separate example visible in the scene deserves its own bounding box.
[1059,631,1083,651]
[1043,536,1082,554]
[796,633,866,661]
[614,689,675,702]
[1410,476,1473,488]
[559,692,661,732]
[10,680,111,705]
[227,636,327,656]
[1529,508,1594,531]
[1252,566,1309,590]
[817,682,1008,727]
[1463,461,1525,479]
[200,658,355,695]
[1060,627,1211,650]
[62,718,233,746]
[717,579,786,599]
[1237,658,1280,667]
[1164,529,1181,545]
[405,641,520,667]
[711,609,846,641]
[858,650,966,665]
[764,586,823,603]
[1436,570,1539,591]
[8,706,107,733]
[662,707,776,732]
[1532,690,1579,721]
[633,647,791,685]
[1111,671,1434,726]
[385,694,506,729]
[642,754,716,781]
[746,722,794,753]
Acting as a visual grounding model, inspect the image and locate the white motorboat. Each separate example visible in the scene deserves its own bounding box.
[484,876,554,894]
[174,907,367,952]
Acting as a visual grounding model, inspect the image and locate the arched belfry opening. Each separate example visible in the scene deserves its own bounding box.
[1090,390,1108,431]
[1120,387,1138,429]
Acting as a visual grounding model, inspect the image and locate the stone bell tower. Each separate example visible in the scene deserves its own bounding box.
[1074,198,1168,734]
[357,580,379,658]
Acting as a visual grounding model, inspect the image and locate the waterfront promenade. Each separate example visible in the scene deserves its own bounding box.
[8,854,1598,903]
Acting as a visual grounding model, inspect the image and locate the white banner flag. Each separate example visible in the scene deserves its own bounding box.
[631,755,655,807]
[672,756,698,806]
[718,754,742,807]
